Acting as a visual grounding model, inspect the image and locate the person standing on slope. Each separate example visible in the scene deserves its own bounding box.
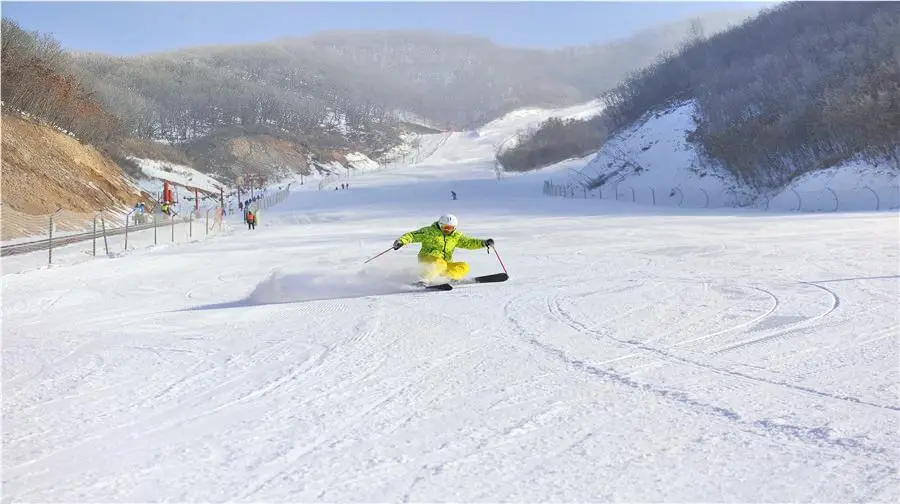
[392,213,494,282]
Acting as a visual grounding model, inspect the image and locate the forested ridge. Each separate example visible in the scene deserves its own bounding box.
[500,1,900,190]
[2,10,753,182]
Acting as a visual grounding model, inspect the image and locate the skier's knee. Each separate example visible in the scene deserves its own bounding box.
[420,256,447,268]
[446,261,469,279]
[419,256,447,278]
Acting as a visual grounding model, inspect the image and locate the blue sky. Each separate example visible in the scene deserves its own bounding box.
[2,1,776,55]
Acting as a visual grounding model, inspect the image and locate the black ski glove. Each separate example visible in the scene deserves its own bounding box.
[393,239,404,250]
[483,238,494,248]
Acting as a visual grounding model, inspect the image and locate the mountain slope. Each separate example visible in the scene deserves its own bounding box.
[502,1,900,194]
[68,8,756,145]
[0,111,152,240]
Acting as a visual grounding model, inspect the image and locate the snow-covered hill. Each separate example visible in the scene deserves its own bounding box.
[381,132,454,166]
[128,149,388,200]
[489,99,607,153]
[3,101,898,502]
[125,100,606,199]
[417,100,606,166]
[551,100,900,211]
[129,157,228,202]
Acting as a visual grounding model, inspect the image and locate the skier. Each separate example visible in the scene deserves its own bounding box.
[246,210,256,230]
[392,213,494,283]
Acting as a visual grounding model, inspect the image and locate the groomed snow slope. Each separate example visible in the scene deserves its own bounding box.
[415,100,605,166]
[3,108,899,502]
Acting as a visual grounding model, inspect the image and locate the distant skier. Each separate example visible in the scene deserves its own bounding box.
[392,213,494,282]
[451,190,457,200]
[246,210,256,230]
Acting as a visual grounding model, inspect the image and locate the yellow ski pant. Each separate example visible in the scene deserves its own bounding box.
[419,256,470,281]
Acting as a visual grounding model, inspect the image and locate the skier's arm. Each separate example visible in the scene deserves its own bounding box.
[456,233,492,249]
[398,226,432,245]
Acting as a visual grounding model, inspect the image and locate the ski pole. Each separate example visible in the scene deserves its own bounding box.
[488,245,509,275]
[364,246,394,264]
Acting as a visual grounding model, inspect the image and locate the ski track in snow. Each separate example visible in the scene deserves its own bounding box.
[3,102,899,501]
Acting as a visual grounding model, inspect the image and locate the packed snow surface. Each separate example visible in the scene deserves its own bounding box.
[3,104,898,502]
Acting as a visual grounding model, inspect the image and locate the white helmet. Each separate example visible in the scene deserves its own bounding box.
[438,213,458,230]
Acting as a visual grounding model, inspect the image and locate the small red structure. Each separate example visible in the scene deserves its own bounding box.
[163,180,174,204]
[161,178,223,214]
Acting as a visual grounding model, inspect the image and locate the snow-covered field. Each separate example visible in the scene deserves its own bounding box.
[3,105,899,502]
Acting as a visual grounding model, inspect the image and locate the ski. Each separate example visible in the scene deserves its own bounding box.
[471,273,509,283]
[423,273,510,290]
[410,281,454,291]
[411,273,508,292]
[450,273,509,286]
[422,283,453,291]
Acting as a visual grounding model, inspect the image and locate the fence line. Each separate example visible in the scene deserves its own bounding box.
[241,186,290,225]
[318,172,340,191]
[2,186,292,266]
[542,179,900,212]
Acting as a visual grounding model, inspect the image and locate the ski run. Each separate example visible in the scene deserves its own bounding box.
[3,109,899,502]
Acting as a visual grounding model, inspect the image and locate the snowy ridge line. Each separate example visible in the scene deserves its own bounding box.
[544,180,900,212]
